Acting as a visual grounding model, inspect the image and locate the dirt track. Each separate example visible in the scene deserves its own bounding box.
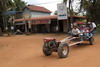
[0,34,100,67]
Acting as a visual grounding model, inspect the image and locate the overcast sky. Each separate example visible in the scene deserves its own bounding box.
[22,0,80,14]
[23,0,63,13]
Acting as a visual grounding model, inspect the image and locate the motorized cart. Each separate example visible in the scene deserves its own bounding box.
[42,34,94,58]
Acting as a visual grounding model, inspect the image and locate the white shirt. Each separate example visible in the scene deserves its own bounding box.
[72,28,80,35]
[92,22,96,28]
[11,26,14,30]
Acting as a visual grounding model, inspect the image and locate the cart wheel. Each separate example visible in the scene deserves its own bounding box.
[89,37,94,45]
[43,43,52,56]
[58,43,69,58]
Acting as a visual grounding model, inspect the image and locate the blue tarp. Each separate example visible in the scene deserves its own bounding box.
[3,10,16,15]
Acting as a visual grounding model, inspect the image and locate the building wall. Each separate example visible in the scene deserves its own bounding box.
[31,11,51,18]
[23,8,51,18]
[22,8,31,18]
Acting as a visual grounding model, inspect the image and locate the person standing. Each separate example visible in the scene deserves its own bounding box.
[11,26,14,33]
[90,22,97,35]
[91,22,96,30]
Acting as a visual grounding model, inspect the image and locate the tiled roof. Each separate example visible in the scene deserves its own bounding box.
[14,15,57,22]
[26,5,52,13]
[14,15,86,22]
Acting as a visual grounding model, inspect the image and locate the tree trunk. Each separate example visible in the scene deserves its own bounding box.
[0,27,3,36]
[67,0,73,32]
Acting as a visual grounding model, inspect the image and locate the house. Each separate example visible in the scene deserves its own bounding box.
[14,15,86,33]
[22,5,52,18]
[14,5,52,33]
[14,5,87,33]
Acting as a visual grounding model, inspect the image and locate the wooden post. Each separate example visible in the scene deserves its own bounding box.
[57,19,59,34]
[24,21,27,34]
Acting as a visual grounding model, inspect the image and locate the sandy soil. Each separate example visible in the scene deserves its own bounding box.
[0,34,100,67]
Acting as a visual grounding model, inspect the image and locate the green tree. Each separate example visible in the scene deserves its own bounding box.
[54,11,57,15]
[0,0,26,36]
[0,0,14,36]
[13,0,27,11]
[0,0,14,12]
[63,0,100,28]
[80,0,100,24]
[63,0,75,32]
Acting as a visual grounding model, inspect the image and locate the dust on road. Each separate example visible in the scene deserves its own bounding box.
[0,34,100,67]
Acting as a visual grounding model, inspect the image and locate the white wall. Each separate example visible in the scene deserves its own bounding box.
[31,11,51,18]
[23,8,51,18]
[23,8,31,18]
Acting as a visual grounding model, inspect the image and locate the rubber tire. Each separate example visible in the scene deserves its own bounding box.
[89,37,94,45]
[58,43,69,58]
[43,43,52,56]
[48,41,56,48]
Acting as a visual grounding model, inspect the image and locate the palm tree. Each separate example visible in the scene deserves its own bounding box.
[0,0,14,12]
[63,0,74,32]
[13,0,26,11]
[0,0,26,36]
[0,0,14,36]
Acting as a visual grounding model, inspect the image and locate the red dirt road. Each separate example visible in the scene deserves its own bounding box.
[0,34,100,67]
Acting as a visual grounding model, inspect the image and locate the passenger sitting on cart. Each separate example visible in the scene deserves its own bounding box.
[71,26,81,37]
[80,25,90,40]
